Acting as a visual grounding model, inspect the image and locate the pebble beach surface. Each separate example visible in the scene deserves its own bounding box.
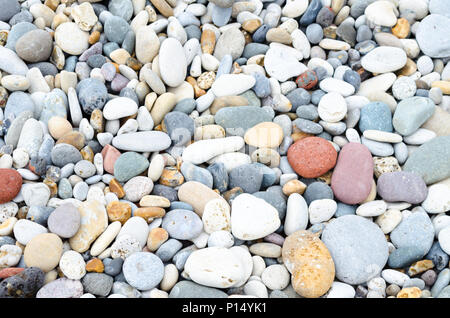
[0,0,449,299]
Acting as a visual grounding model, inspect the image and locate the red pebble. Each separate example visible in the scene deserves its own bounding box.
[0,168,22,203]
[287,137,337,178]
[101,144,121,174]
[295,70,318,90]
[0,267,25,279]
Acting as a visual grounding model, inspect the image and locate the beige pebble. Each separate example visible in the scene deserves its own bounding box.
[48,116,73,140]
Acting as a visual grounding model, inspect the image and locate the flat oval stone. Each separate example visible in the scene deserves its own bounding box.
[416,14,450,58]
[287,137,337,178]
[214,106,273,136]
[331,143,374,205]
[211,74,256,97]
[112,131,171,153]
[361,45,407,73]
[244,122,283,148]
[50,144,82,167]
[114,152,149,183]
[182,136,244,164]
[231,193,280,240]
[161,209,203,240]
[377,171,428,204]
[403,136,450,185]
[47,203,81,238]
[0,169,22,204]
[393,97,435,136]
[158,38,187,87]
[123,252,164,291]
[15,29,52,63]
[103,97,138,120]
[282,230,334,298]
[184,247,247,289]
[24,233,63,272]
[390,211,434,257]
[321,215,389,285]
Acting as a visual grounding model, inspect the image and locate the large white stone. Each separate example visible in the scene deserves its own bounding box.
[365,0,398,27]
[182,136,244,164]
[158,38,187,88]
[284,193,308,235]
[422,184,450,214]
[318,92,347,123]
[103,97,138,120]
[264,46,307,82]
[231,194,280,240]
[361,47,407,74]
[211,74,256,97]
[0,46,29,76]
[112,131,171,152]
[184,246,248,288]
[55,22,89,55]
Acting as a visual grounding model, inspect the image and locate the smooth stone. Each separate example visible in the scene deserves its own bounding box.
[15,29,52,63]
[231,193,280,240]
[403,136,450,185]
[416,14,450,58]
[180,162,213,188]
[359,102,393,133]
[390,211,434,257]
[361,46,407,73]
[81,273,113,297]
[377,172,428,204]
[164,111,194,145]
[23,233,63,272]
[211,74,256,97]
[123,252,164,291]
[182,136,244,164]
[103,97,138,120]
[162,209,203,240]
[55,23,89,55]
[422,184,450,214]
[388,247,424,269]
[184,247,249,289]
[214,27,245,61]
[112,131,171,152]
[0,46,29,76]
[393,97,435,136]
[264,46,307,82]
[159,38,187,88]
[322,215,389,285]
[50,144,82,167]
[282,230,334,298]
[114,152,149,183]
[76,78,108,115]
[47,203,81,238]
[331,143,373,205]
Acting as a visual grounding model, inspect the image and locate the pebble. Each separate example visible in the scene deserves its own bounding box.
[391,211,434,257]
[403,136,450,185]
[231,194,280,240]
[123,252,164,290]
[331,143,374,205]
[377,172,428,204]
[322,215,389,285]
[282,230,334,298]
